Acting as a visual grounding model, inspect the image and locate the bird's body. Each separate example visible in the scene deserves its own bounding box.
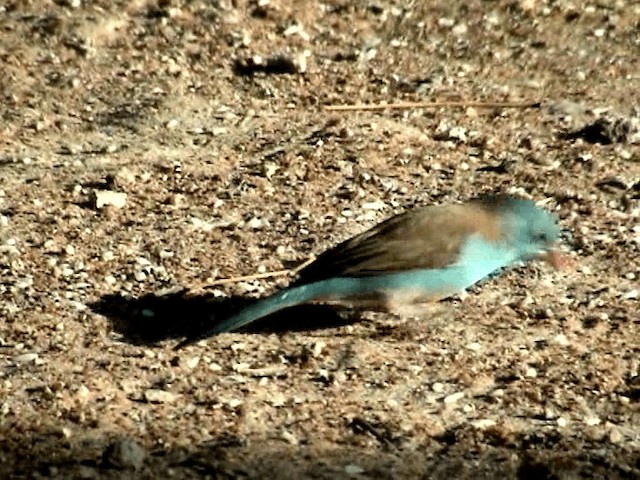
[177,195,562,347]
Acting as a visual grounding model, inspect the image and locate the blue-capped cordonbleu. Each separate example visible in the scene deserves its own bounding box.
[177,195,564,347]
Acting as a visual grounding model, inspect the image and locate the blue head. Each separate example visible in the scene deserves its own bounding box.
[497,197,561,261]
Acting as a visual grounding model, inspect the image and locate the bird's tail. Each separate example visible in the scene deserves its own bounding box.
[175,277,364,349]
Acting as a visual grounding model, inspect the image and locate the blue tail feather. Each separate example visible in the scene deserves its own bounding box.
[175,278,362,348]
[176,235,517,348]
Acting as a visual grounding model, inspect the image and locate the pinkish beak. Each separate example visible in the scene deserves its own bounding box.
[539,246,573,269]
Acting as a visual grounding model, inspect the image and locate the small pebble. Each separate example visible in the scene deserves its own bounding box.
[247,217,263,229]
[472,419,496,429]
[585,416,601,426]
[432,382,444,393]
[14,353,39,364]
[102,250,115,261]
[553,334,569,346]
[144,389,177,404]
[94,190,127,209]
[608,426,623,443]
[208,363,222,372]
[466,342,481,352]
[362,200,386,210]
[312,341,326,357]
[185,356,200,369]
[104,438,146,470]
[281,430,298,445]
[345,465,365,474]
[444,391,465,404]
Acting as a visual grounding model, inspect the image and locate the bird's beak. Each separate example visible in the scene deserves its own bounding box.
[538,247,571,269]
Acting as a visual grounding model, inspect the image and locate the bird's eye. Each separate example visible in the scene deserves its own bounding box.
[535,232,548,243]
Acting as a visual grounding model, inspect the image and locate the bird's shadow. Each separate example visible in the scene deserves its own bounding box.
[88,287,357,347]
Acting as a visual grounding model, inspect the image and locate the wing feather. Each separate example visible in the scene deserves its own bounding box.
[294,200,503,284]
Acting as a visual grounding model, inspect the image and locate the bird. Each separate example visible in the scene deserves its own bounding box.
[176,194,563,348]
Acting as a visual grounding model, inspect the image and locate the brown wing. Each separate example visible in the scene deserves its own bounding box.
[294,200,503,284]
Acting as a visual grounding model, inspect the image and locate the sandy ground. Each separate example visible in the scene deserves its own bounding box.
[1,0,639,478]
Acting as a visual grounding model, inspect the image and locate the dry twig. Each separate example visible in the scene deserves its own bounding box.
[325,100,541,112]
[191,257,316,292]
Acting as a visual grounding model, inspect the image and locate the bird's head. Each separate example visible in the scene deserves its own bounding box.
[499,197,562,265]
